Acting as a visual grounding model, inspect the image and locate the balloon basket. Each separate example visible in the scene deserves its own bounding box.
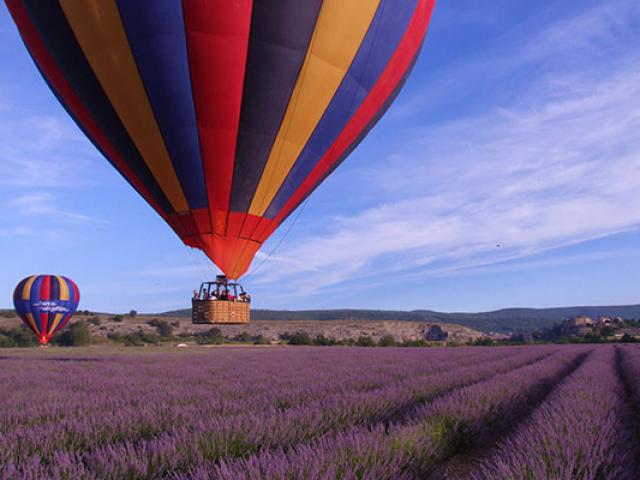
[191,300,251,325]
[192,300,250,324]
[192,278,251,324]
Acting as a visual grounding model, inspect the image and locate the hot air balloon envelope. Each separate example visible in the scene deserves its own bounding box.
[13,275,80,345]
[6,0,435,278]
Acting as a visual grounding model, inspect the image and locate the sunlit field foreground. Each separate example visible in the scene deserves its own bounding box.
[2,345,640,479]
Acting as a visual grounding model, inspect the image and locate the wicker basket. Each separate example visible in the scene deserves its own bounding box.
[192,300,250,324]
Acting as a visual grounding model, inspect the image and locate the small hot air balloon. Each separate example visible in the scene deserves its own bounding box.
[13,275,80,345]
[6,0,435,280]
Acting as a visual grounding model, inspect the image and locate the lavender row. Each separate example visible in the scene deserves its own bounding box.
[0,347,523,464]
[173,346,590,479]
[0,347,554,478]
[77,346,553,478]
[470,346,637,480]
[0,347,512,433]
[618,344,640,406]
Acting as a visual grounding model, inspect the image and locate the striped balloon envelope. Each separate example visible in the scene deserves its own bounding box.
[13,275,80,345]
[7,0,435,279]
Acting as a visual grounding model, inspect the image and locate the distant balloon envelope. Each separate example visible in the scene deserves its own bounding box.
[13,275,80,345]
[6,0,435,278]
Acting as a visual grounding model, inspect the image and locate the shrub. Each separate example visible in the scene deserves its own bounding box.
[581,332,606,343]
[122,331,160,346]
[123,335,144,347]
[0,326,39,347]
[313,335,338,346]
[285,331,312,345]
[473,337,495,346]
[207,327,223,339]
[600,325,616,338]
[620,333,637,343]
[196,327,225,345]
[356,335,375,347]
[234,332,253,343]
[148,319,173,337]
[0,334,15,348]
[253,335,270,345]
[107,332,124,342]
[129,310,138,318]
[53,321,91,347]
[157,322,173,338]
[87,316,101,326]
[111,315,124,323]
[378,335,397,347]
[400,339,428,347]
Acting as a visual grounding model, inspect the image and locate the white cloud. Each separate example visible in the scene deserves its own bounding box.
[8,193,102,223]
[0,226,45,238]
[0,89,105,237]
[391,0,640,122]
[0,113,94,188]
[251,1,640,294]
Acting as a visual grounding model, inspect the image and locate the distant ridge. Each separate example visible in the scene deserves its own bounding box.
[160,304,640,334]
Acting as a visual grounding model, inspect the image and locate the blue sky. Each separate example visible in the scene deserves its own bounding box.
[1,0,639,314]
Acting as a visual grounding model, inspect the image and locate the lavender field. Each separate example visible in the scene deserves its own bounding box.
[1,345,640,479]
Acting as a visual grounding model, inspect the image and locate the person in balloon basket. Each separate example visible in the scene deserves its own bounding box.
[192,289,199,301]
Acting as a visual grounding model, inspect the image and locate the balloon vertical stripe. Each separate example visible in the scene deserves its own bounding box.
[50,275,60,301]
[25,313,38,336]
[58,0,190,213]
[49,313,63,337]
[22,275,36,300]
[69,277,80,305]
[115,0,208,211]
[229,0,323,214]
[56,275,70,301]
[182,0,253,236]
[248,0,382,217]
[39,275,51,338]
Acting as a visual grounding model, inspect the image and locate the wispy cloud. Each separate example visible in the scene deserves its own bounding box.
[0,226,52,238]
[0,114,94,188]
[251,1,640,295]
[0,78,105,239]
[8,193,103,223]
[391,0,640,122]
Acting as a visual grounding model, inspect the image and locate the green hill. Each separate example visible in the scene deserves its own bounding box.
[160,305,640,334]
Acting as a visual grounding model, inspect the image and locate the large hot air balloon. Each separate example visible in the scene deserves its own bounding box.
[13,275,80,345]
[7,0,435,279]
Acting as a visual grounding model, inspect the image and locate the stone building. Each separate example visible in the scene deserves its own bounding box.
[560,315,593,334]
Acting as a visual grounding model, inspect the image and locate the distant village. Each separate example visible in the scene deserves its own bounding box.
[504,315,640,345]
